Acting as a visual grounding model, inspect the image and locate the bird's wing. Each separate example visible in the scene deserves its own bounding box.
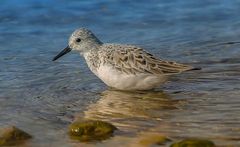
[101,44,194,75]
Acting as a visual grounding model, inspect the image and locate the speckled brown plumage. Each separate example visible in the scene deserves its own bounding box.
[95,44,194,75]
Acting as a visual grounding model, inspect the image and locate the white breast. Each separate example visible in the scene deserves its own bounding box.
[95,64,168,90]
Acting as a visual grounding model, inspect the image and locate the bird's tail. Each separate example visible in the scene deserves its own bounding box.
[187,67,202,71]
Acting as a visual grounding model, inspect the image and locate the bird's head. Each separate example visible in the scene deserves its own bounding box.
[53,28,102,61]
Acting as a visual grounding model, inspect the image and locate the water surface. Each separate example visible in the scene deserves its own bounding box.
[0,0,240,146]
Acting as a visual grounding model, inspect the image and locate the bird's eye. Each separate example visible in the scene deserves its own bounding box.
[76,38,81,42]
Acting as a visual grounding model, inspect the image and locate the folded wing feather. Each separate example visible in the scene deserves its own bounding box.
[101,44,194,75]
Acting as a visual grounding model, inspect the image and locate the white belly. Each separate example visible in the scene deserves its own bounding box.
[95,65,168,91]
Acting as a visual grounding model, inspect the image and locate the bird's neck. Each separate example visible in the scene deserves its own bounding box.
[83,49,100,73]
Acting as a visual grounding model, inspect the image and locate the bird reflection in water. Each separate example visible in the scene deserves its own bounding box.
[75,90,187,134]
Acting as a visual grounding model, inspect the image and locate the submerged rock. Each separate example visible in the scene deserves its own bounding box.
[68,120,117,142]
[138,133,171,146]
[170,138,215,147]
[0,126,32,146]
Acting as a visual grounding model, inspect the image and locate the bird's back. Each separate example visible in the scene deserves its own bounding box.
[98,43,194,75]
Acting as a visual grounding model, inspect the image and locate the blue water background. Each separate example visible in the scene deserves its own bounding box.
[0,0,240,146]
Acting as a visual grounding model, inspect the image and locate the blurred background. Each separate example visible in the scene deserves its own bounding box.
[0,0,240,146]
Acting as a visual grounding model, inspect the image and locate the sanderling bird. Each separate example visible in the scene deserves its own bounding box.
[53,28,200,90]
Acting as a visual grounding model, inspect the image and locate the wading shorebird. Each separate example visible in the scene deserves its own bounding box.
[53,28,200,91]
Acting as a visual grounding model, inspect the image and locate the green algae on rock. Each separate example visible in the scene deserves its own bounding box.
[0,126,32,146]
[68,120,117,142]
[170,138,215,147]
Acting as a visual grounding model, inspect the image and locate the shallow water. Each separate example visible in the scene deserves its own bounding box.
[0,0,240,146]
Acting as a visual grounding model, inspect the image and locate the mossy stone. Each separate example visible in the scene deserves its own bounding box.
[0,126,32,146]
[68,120,117,142]
[170,138,215,147]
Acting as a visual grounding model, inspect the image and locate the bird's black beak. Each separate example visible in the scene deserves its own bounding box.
[52,45,72,61]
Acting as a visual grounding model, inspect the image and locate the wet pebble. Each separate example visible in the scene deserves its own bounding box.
[170,138,215,147]
[0,126,32,146]
[68,119,117,142]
